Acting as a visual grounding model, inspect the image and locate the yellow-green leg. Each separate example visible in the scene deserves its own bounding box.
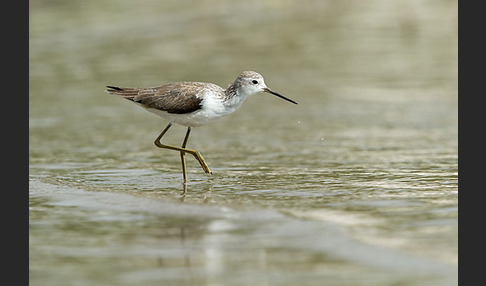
[180,127,191,183]
[154,122,212,181]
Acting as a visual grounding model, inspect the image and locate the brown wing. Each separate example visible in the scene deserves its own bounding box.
[107,82,211,114]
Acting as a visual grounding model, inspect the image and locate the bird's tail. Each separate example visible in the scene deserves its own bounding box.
[106,86,138,101]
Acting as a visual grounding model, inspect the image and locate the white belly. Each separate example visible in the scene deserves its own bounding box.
[144,94,244,127]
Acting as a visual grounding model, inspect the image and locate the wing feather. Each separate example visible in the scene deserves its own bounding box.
[107,82,223,114]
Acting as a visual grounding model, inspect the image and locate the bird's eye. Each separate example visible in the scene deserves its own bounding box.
[252,80,258,84]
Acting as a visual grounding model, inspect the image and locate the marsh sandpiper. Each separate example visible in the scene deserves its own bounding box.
[107,71,297,183]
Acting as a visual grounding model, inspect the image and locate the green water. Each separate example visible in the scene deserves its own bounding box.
[30,1,457,285]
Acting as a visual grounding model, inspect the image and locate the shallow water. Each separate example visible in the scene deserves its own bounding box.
[30,1,457,285]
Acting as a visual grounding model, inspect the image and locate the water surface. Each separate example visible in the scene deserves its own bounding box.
[30,1,457,285]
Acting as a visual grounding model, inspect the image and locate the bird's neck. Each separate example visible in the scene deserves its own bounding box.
[224,83,238,99]
[223,84,248,110]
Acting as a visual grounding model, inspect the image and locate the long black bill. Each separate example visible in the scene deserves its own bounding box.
[263,88,298,104]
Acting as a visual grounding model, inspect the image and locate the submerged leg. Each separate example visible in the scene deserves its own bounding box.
[154,122,212,176]
[180,127,191,183]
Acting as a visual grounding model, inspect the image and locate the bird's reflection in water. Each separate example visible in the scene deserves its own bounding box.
[180,183,187,198]
[178,183,212,203]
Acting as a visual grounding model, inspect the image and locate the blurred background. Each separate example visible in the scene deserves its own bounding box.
[30,0,457,285]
